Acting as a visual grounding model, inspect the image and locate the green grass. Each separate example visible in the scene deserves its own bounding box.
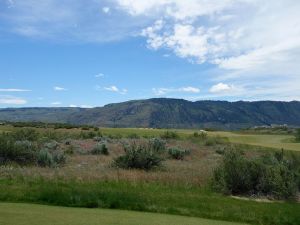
[0,202,247,225]
[1,124,299,151]
[0,179,299,225]
[212,131,300,151]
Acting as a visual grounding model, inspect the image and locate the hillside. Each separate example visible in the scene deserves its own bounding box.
[1,98,300,129]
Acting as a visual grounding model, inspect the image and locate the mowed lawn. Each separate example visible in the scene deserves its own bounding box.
[212,131,300,151]
[0,203,247,225]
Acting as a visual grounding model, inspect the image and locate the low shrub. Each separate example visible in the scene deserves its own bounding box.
[193,131,208,139]
[80,131,99,139]
[205,136,226,146]
[65,145,75,155]
[108,134,123,139]
[114,143,163,170]
[215,146,226,155]
[149,138,166,152]
[53,151,67,165]
[44,141,59,150]
[37,149,66,167]
[93,136,102,142]
[295,128,300,142]
[160,131,179,139]
[0,135,37,165]
[168,147,190,160]
[127,133,140,139]
[11,128,40,142]
[212,149,300,199]
[91,143,109,155]
[37,149,54,167]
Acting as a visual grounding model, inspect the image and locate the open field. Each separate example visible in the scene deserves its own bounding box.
[0,125,299,225]
[0,202,248,225]
[212,131,300,151]
[1,124,299,151]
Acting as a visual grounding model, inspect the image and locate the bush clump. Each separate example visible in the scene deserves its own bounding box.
[193,131,208,139]
[149,138,166,152]
[0,135,37,165]
[205,136,226,146]
[168,147,190,160]
[44,141,59,150]
[212,149,300,199]
[160,131,179,139]
[37,149,66,167]
[91,143,109,155]
[11,128,40,142]
[114,143,163,170]
[37,149,54,167]
[295,128,300,142]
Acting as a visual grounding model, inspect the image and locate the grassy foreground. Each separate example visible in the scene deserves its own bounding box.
[0,202,247,225]
[0,179,299,225]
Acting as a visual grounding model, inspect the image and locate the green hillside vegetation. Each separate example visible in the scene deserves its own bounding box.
[1,98,300,129]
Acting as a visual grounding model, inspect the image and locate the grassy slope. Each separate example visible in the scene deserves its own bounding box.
[0,202,247,225]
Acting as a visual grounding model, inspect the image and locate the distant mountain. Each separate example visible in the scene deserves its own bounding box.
[1,98,300,130]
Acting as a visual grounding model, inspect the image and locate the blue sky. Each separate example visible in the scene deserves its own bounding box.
[0,0,300,108]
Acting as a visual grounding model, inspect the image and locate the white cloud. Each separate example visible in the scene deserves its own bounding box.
[69,104,93,108]
[51,102,62,105]
[54,86,67,91]
[0,88,31,92]
[102,7,110,14]
[153,86,200,95]
[104,85,119,92]
[179,87,200,93]
[104,85,127,94]
[0,95,27,105]
[209,83,234,93]
[118,0,300,100]
[95,73,104,78]
[116,0,237,19]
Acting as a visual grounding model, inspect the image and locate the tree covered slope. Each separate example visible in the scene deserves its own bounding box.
[0,98,300,129]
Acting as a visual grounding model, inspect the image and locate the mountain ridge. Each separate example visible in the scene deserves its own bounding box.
[1,98,300,130]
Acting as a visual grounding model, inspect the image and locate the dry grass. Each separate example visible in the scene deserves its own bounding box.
[0,139,221,186]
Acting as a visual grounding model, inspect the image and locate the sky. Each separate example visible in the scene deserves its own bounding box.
[0,0,300,108]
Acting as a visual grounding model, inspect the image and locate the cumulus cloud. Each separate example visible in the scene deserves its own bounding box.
[54,86,67,91]
[117,0,300,100]
[0,95,27,105]
[209,83,234,93]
